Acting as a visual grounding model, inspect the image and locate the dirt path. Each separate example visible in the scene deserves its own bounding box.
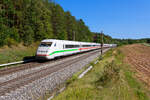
[121,44,150,87]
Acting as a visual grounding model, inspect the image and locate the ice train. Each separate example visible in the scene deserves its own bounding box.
[36,39,116,60]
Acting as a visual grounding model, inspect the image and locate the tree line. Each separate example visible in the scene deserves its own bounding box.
[0,0,93,47]
[93,32,150,46]
[115,38,150,46]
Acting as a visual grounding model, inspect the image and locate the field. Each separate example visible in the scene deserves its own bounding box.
[121,44,150,89]
[53,44,150,100]
[0,43,39,65]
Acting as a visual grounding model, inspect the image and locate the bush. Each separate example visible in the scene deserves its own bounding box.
[147,39,150,43]
[95,61,120,87]
[6,38,18,47]
[23,25,34,46]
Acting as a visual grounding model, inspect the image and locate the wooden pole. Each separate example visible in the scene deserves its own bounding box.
[73,31,75,41]
[101,31,104,55]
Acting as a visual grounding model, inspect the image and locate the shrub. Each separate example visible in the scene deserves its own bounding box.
[95,61,120,87]
[6,38,18,47]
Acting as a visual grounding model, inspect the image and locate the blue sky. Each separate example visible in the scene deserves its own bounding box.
[55,0,150,39]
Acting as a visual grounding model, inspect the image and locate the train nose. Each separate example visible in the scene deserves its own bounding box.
[36,50,48,56]
[36,50,55,60]
[36,50,49,59]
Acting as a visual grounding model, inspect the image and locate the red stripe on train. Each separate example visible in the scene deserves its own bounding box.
[79,46,100,50]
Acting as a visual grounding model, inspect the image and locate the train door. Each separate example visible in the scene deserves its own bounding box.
[54,41,64,57]
[59,41,64,56]
[63,43,67,56]
[52,41,58,57]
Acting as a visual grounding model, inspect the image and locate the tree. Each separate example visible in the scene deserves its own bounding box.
[147,39,150,43]
[76,19,93,42]
[65,11,77,40]
[22,25,34,46]
[51,4,67,40]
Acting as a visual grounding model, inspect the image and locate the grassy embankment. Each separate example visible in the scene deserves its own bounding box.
[143,43,150,47]
[0,43,39,65]
[53,47,150,100]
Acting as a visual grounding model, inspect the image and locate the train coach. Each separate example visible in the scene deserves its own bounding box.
[36,39,102,60]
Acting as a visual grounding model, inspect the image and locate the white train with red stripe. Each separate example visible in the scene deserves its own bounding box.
[36,39,112,60]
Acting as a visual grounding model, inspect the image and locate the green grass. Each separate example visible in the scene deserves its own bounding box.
[0,43,39,65]
[53,48,150,100]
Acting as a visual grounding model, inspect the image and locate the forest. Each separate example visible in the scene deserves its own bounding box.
[0,0,149,47]
[0,0,94,47]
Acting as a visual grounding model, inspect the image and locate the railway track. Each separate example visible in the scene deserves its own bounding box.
[0,49,100,76]
[0,49,106,96]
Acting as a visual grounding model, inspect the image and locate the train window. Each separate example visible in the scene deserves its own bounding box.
[40,42,52,47]
[65,45,72,48]
[82,45,91,47]
[74,45,80,48]
[65,45,80,48]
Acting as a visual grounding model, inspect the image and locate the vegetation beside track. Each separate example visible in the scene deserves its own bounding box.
[143,43,150,47]
[0,43,39,65]
[53,47,150,100]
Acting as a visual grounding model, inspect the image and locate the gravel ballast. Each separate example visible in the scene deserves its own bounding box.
[0,49,108,100]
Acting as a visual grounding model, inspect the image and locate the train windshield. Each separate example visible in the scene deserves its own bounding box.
[39,42,52,47]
